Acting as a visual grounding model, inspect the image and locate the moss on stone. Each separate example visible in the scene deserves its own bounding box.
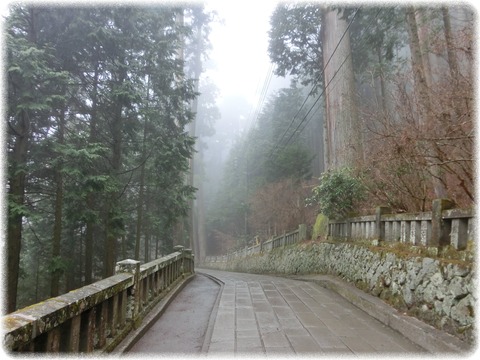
[204,232,474,343]
[312,213,329,240]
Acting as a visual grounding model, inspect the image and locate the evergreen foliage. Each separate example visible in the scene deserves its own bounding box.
[6,4,212,310]
[307,168,366,220]
[206,84,316,252]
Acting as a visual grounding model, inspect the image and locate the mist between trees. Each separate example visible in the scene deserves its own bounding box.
[205,5,474,257]
[6,4,215,312]
[5,3,475,313]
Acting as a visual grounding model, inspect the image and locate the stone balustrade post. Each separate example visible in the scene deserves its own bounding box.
[430,198,454,247]
[115,259,141,320]
[375,206,391,241]
[173,245,185,253]
[173,245,185,276]
[184,248,194,273]
[451,219,468,250]
[345,219,352,239]
[298,224,307,241]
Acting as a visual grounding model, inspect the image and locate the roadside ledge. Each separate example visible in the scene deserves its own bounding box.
[196,271,225,353]
[292,274,474,354]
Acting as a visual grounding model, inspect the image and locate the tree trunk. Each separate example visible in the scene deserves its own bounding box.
[105,120,122,277]
[65,227,77,292]
[172,7,187,247]
[135,78,150,261]
[414,8,434,88]
[321,7,362,170]
[135,159,145,261]
[135,124,147,261]
[84,193,94,284]
[104,91,124,277]
[85,63,99,285]
[406,6,447,198]
[7,111,29,313]
[189,20,204,257]
[144,186,153,262]
[442,7,463,119]
[406,7,432,127]
[376,46,388,115]
[50,110,65,297]
[197,181,207,262]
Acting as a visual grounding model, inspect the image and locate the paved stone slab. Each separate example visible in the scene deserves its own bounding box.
[127,274,219,354]
[201,269,427,355]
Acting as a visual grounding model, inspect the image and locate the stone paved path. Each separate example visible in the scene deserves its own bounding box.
[200,269,427,356]
[128,273,220,354]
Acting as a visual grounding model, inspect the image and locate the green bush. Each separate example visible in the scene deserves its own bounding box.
[307,168,366,219]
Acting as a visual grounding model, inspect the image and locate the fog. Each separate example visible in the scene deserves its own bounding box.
[199,0,291,203]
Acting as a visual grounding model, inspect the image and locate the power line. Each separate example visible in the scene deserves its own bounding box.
[281,53,352,149]
[246,63,275,133]
[278,7,383,151]
[261,6,362,168]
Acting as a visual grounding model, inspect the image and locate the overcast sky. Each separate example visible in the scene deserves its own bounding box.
[203,0,291,135]
[1,0,288,134]
[204,0,279,102]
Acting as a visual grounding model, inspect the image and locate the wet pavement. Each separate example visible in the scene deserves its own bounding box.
[127,269,428,356]
[128,273,220,354]
[199,269,427,356]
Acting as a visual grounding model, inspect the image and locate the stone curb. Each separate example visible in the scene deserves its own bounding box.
[110,273,196,355]
[292,274,474,354]
[196,271,225,353]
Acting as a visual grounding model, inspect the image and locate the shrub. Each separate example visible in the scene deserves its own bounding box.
[307,168,366,219]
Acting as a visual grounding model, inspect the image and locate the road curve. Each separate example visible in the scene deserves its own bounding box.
[128,269,427,356]
[199,269,426,355]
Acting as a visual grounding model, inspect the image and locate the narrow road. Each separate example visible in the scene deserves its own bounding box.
[201,269,426,355]
[128,273,220,354]
[127,269,427,355]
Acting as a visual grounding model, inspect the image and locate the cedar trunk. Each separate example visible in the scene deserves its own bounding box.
[7,111,29,313]
[321,7,362,170]
[406,6,447,198]
[50,109,65,297]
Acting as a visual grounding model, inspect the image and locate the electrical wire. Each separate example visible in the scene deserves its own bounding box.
[278,7,384,151]
[246,63,275,133]
[264,7,362,164]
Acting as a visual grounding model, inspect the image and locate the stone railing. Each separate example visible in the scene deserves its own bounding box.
[204,224,307,264]
[2,246,194,353]
[328,199,474,250]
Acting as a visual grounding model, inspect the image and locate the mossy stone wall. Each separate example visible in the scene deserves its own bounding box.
[203,240,474,343]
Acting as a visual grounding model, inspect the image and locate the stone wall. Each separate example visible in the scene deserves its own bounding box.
[203,240,474,343]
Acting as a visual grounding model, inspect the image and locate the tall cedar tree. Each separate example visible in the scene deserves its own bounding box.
[6,5,208,311]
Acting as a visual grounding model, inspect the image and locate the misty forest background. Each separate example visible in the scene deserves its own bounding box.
[5,4,474,312]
